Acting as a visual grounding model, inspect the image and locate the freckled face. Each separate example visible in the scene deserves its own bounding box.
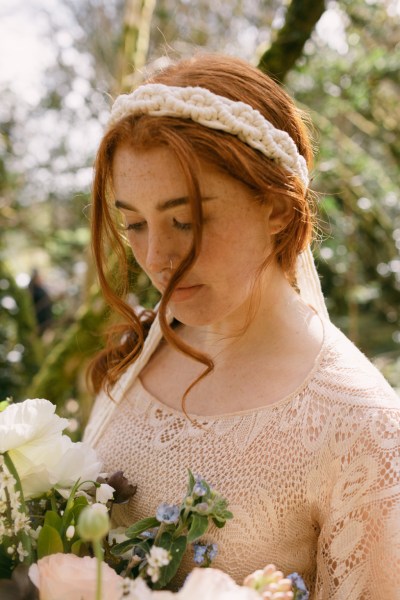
[112,145,274,328]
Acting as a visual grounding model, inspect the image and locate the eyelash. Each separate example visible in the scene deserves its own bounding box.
[125,218,192,232]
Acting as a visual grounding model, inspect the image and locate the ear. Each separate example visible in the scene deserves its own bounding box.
[266,194,293,234]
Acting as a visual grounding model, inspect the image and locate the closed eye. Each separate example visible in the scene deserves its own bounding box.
[124,218,192,233]
[125,222,146,232]
[173,217,192,231]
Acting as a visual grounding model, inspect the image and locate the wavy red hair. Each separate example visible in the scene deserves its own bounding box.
[89,53,315,397]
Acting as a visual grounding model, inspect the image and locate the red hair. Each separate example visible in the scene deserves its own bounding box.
[89,53,315,397]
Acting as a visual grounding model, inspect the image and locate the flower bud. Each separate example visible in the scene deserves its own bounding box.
[77,503,110,542]
[66,525,75,540]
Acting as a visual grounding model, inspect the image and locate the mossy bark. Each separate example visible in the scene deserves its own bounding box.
[258,0,326,82]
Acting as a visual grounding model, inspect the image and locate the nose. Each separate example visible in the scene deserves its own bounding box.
[145,228,178,275]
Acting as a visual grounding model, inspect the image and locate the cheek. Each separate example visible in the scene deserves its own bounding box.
[199,223,269,279]
[126,235,147,268]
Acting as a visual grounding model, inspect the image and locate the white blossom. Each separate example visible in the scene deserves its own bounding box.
[96,483,115,504]
[17,541,29,562]
[0,399,68,453]
[0,399,102,499]
[147,546,171,568]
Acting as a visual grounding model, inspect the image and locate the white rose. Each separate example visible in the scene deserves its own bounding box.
[0,399,68,453]
[1,399,102,499]
[52,437,102,497]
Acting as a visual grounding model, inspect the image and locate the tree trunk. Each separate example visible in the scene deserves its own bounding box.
[258,0,326,83]
[116,0,158,93]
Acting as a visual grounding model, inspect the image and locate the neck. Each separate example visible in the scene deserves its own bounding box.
[178,266,318,363]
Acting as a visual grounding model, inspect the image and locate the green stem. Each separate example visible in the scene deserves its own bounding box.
[93,540,103,600]
[153,522,166,545]
[50,491,58,512]
[3,452,33,565]
[173,509,191,539]
[60,479,81,535]
[60,479,99,534]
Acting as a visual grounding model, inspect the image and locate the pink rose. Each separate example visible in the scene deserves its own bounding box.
[29,553,123,600]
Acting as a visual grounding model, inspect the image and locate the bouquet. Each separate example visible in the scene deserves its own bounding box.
[0,398,308,599]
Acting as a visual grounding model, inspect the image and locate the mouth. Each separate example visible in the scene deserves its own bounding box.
[170,284,204,302]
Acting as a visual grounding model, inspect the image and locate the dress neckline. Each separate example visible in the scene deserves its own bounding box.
[132,317,333,421]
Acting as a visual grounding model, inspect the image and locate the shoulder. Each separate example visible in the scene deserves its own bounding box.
[311,319,399,412]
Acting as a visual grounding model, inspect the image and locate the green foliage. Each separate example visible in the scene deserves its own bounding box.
[0,261,43,399]
[285,0,400,357]
[37,525,64,559]
[111,470,232,588]
[154,533,187,589]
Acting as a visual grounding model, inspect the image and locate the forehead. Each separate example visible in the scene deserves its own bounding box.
[112,146,187,206]
[111,144,247,208]
[112,145,183,181]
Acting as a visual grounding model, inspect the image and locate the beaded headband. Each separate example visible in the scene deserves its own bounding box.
[108,83,328,319]
[109,83,309,188]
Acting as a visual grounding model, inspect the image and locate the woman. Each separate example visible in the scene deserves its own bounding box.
[84,54,400,598]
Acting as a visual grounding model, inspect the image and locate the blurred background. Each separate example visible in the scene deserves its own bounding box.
[1,0,399,435]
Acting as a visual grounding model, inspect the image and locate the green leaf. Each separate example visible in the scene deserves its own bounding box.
[71,496,89,522]
[70,540,89,557]
[111,537,151,557]
[125,516,159,538]
[37,524,64,558]
[154,533,187,589]
[73,495,89,508]
[186,514,209,543]
[110,538,136,556]
[44,510,62,531]
[212,517,226,529]
[186,469,196,495]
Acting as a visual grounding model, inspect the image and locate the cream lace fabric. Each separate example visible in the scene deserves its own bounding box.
[85,319,400,599]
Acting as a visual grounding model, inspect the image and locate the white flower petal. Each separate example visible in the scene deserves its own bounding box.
[96,483,115,504]
[0,399,68,453]
[52,440,102,491]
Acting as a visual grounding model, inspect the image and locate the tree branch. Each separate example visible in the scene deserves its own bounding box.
[258,0,326,83]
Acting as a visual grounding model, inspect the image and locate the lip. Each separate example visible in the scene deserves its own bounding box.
[170,284,204,302]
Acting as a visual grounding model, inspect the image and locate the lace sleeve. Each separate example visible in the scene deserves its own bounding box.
[315,406,400,599]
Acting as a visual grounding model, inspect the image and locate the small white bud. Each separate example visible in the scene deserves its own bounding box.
[66,525,75,540]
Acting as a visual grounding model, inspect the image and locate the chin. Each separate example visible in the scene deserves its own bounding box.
[169,305,217,328]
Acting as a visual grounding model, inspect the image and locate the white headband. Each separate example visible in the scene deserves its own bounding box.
[108,83,328,319]
[109,83,309,188]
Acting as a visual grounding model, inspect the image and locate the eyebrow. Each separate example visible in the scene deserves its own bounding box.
[115,196,214,212]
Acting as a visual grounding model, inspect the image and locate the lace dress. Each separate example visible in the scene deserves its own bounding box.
[84,317,400,599]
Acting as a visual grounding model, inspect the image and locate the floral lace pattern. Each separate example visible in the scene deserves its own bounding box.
[88,322,400,598]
